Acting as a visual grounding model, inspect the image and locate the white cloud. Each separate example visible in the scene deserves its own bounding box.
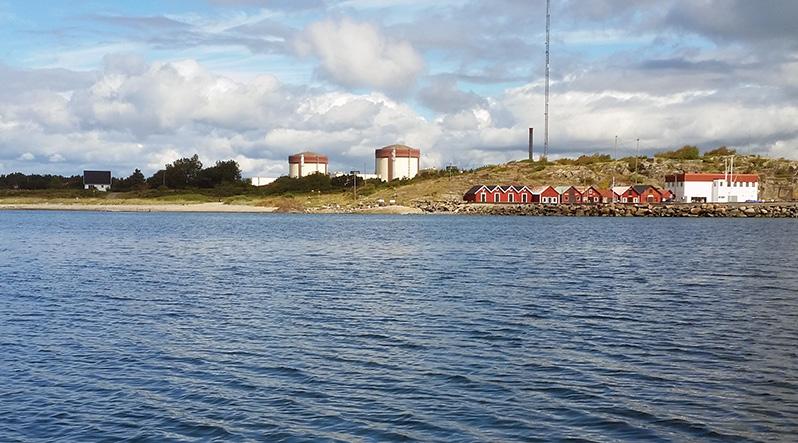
[1,54,797,179]
[295,17,424,92]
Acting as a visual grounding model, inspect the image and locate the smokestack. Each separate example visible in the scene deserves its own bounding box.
[528,127,534,160]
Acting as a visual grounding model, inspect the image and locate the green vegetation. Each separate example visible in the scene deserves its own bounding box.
[3,148,797,207]
[0,173,83,190]
[555,154,613,166]
[0,154,244,192]
[655,145,700,160]
[704,146,737,157]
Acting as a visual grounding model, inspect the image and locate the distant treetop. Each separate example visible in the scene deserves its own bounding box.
[704,146,737,157]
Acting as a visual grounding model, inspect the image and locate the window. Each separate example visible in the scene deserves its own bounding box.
[622,197,628,203]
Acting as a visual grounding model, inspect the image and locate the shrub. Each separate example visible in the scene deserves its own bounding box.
[655,145,700,160]
[704,146,736,157]
[574,154,612,165]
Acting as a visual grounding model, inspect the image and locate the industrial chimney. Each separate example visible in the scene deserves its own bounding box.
[528,128,534,160]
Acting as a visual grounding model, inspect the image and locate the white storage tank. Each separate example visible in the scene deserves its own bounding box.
[375,145,420,181]
[288,152,328,178]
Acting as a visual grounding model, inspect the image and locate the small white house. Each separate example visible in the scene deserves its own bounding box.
[665,173,759,203]
[83,170,112,191]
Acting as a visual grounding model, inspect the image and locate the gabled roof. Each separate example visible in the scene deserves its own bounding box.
[555,185,582,195]
[464,184,528,196]
[579,185,601,194]
[612,186,631,195]
[83,170,112,185]
[464,185,486,196]
[597,188,617,199]
[530,185,556,195]
[632,185,661,195]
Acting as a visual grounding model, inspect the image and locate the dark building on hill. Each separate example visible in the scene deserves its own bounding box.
[83,170,112,192]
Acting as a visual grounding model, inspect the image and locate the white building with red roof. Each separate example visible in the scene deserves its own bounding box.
[664,173,759,203]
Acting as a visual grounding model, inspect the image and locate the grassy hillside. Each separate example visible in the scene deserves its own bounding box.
[357,154,798,207]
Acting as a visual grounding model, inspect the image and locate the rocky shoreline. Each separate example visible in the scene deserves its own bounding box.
[416,201,798,218]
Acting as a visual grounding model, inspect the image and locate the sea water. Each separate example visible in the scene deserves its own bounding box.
[1,211,797,441]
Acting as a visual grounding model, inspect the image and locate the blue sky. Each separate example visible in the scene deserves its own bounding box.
[0,0,796,177]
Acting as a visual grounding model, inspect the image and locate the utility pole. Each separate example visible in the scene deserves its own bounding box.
[350,170,359,201]
[544,0,551,159]
[613,135,618,189]
[635,138,640,175]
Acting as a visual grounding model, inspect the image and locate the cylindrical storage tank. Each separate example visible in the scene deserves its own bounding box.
[375,145,421,181]
[288,152,328,178]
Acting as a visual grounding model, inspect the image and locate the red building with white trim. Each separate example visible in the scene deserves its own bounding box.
[530,186,560,204]
[556,186,583,204]
[579,186,604,204]
[620,185,663,204]
[463,185,534,204]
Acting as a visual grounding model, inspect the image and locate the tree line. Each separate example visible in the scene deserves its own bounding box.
[0,155,244,191]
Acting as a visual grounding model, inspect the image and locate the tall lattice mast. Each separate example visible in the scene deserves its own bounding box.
[544,0,551,158]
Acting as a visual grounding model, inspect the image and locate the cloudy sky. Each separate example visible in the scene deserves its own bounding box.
[1,0,796,177]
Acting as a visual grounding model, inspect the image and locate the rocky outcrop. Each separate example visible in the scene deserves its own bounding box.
[414,201,798,218]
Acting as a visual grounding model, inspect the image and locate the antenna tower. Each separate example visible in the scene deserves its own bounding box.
[544,0,551,158]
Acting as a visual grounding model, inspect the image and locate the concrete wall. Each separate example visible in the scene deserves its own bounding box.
[375,155,419,181]
[668,180,758,203]
[289,161,327,178]
[712,180,758,203]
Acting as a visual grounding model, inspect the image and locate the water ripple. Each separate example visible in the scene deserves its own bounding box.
[1,212,797,442]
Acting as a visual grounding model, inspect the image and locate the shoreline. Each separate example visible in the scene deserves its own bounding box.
[2,201,797,217]
[0,202,279,213]
[417,201,798,218]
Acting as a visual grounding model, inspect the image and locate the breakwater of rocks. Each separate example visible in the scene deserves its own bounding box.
[416,201,798,217]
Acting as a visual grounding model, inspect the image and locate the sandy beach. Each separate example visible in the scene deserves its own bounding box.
[0,202,279,213]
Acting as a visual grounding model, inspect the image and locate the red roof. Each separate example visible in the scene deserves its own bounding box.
[375,144,421,158]
[597,188,617,199]
[665,172,758,183]
[288,152,328,164]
